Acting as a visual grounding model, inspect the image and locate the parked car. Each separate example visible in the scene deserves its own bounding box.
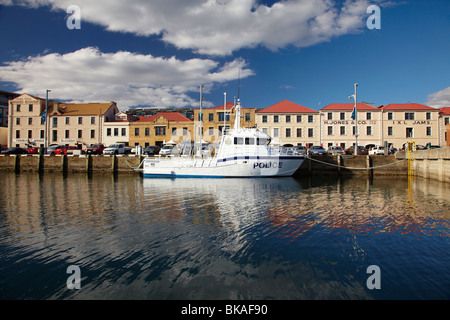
[327,145,345,155]
[27,147,39,154]
[86,144,105,155]
[103,143,127,155]
[293,145,307,155]
[308,145,327,156]
[159,144,174,156]
[345,145,368,155]
[1,147,28,155]
[143,145,161,156]
[56,146,79,155]
[46,145,66,155]
[369,146,385,155]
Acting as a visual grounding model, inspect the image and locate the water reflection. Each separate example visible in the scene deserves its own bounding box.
[0,172,448,299]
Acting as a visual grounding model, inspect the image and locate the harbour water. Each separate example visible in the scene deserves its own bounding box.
[0,172,448,300]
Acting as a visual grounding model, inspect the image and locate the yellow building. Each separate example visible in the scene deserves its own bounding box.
[192,102,256,144]
[129,112,194,147]
[256,100,320,147]
[8,93,118,148]
[319,103,382,149]
[379,103,440,149]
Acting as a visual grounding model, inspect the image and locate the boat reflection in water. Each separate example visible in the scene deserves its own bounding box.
[0,172,448,299]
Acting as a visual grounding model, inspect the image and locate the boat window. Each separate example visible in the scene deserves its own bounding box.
[245,137,254,145]
[257,138,267,145]
[234,137,243,145]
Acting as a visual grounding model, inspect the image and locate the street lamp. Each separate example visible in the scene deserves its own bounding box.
[44,89,51,152]
[348,83,358,155]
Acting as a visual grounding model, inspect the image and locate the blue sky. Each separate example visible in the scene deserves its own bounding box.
[0,0,449,111]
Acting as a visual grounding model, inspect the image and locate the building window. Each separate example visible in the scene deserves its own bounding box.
[340,112,345,120]
[145,127,150,136]
[121,128,126,136]
[296,128,302,137]
[308,115,314,123]
[28,104,33,112]
[135,128,140,136]
[183,127,188,135]
[52,130,57,142]
[40,130,44,139]
[426,127,432,136]
[274,115,279,123]
[340,126,345,135]
[273,128,279,137]
[285,115,291,123]
[327,126,332,135]
[445,117,449,126]
[155,126,166,136]
[388,112,393,120]
[209,113,214,122]
[286,128,291,137]
[91,117,95,124]
[308,128,313,137]
[327,113,332,120]
[426,112,431,120]
[114,128,119,136]
[78,117,83,124]
[367,126,372,135]
[16,118,20,125]
[198,113,203,121]
[405,112,415,120]
[107,128,112,136]
[208,127,214,135]
[406,127,413,138]
[352,126,356,135]
[262,115,267,123]
[387,127,393,136]
[262,128,268,134]
[297,115,302,123]
[366,112,372,120]
[78,130,82,139]
[16,105,20,112]
[218,112,225,122]
[52,117,57,128]
[65,130,70,139]
[66,117,70,125]
[90,130,95,139]
[245,113,251,122]
[28,130,32,139]
[15,130,20,139]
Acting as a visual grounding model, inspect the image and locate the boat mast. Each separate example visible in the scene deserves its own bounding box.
[199,85,203,145]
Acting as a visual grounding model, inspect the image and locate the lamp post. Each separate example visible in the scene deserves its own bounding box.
[44,89,51,152]
[349,83,358,155]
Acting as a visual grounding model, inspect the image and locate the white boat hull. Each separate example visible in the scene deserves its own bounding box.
[143,155,304,178]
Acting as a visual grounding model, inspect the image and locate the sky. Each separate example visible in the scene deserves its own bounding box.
[0,0,449,111]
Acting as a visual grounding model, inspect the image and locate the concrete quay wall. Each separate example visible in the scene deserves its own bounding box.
[295,154,408,177]
[398,146,450,183]
[0,154,143,174]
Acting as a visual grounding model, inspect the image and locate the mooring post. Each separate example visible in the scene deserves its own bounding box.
[86,154,92,173]
[14,155,20,173]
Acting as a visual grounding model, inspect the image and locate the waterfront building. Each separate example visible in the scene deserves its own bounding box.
[439,107,450,146]
[255,100,320,147]
[103,114,130,147]
[378,103,440,149]
[192,102,256,144]
[129,112,194,147]
[8,93,118,148]
[319,103,381,149]
[0,90,19,127]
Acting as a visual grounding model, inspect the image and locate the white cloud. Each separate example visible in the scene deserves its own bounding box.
[427,87,450,108]
[0,47,254,109]
[1,0,374,55]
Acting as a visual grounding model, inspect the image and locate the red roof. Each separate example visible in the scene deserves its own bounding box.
[136,112,191,123]
[257,100,318,113]
[439,107,450,115]
[322,103,377,111]
[378,103,436,111]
